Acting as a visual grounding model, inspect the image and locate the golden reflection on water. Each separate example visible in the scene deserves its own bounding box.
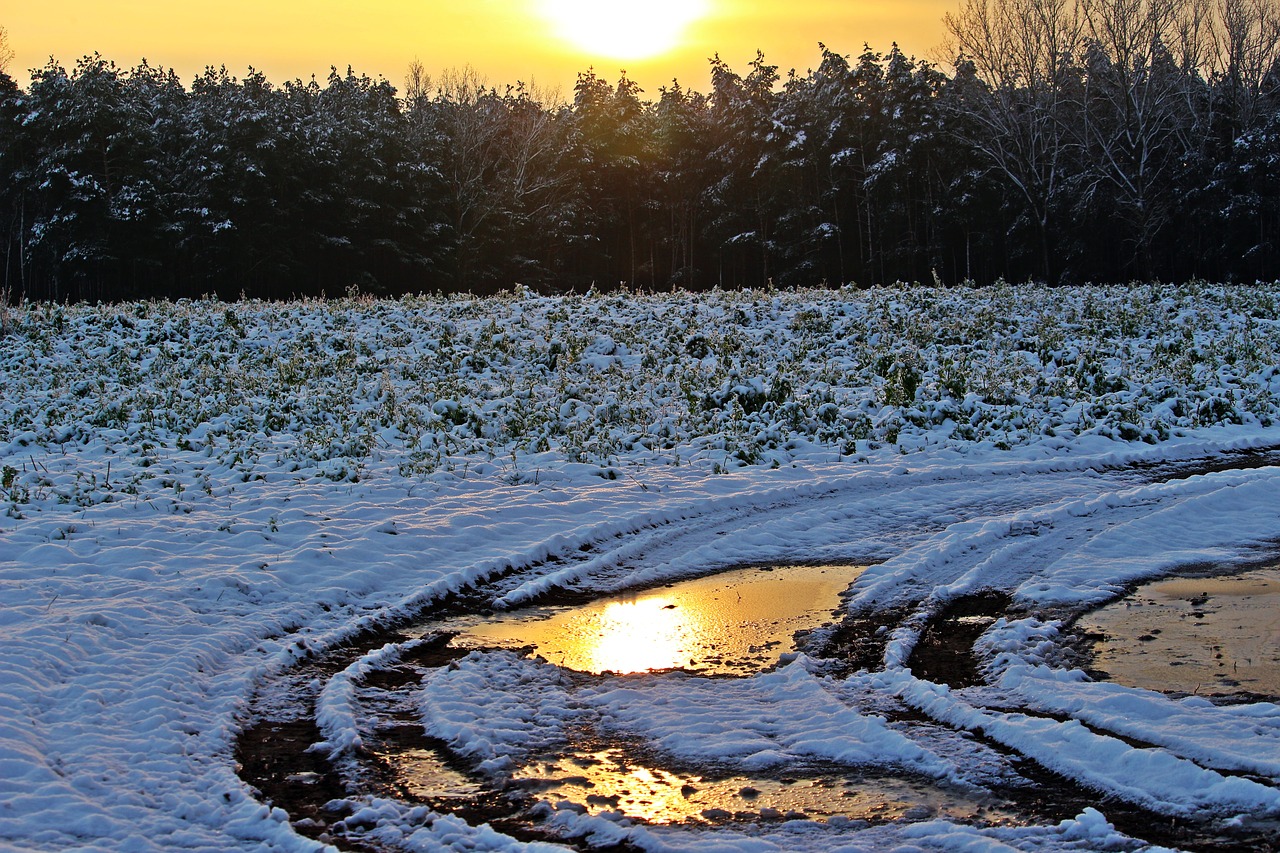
[518,747,1008,826]
[451,563,865,676]
[401,564,1022,828]
[590,598,686,673]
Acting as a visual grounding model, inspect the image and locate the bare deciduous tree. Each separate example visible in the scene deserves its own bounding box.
[424,66,575,289]
[1214,0,1280,127]
[403,57,432,115]
[0,26,14,76]
[944,0,1084,279]
[1078,0,1198,274]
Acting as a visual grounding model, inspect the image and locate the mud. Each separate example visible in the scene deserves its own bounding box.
[1130,446,1280,484]
[906,592,1013,689]
[814,597,1280,852]
[236,715,386,852]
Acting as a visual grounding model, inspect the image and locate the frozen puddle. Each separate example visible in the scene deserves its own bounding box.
[1079,565,1280,698]
[434,563,864,676]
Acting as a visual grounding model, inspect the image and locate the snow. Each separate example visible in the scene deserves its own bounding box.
[538,804,1149,852]
[1,283,1279,851]
[413,653,953,778]
[879,667,1280,818]
[991,661,1280,780]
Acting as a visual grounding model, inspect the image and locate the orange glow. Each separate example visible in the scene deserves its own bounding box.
[511,747,1008,825]
[590,598,688,673]
[444,563,865,676]
[4,1,953,96]
[538,0,711,61]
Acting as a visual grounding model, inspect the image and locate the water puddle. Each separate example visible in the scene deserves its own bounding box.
[243,555,1267,849]
[510,746,1012,826]
[1078,565,1280,698]
[427,563,864,676]
[386,564,1025,829]
[907,593,1011,688]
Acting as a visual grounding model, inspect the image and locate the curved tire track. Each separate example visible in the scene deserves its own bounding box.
[236,449,1280,851]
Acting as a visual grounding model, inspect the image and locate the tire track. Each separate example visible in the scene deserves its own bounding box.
[235,450,1278,851]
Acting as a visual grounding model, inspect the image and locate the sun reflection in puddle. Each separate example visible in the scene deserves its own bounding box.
[443,563,864,676]
[516,746,1012,826]
[394,564,1025,830]
[589,598,687,673]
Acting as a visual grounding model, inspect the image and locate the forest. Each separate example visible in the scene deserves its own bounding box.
[0,0,1278,302]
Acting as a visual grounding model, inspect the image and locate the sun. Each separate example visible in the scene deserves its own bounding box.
[538,0,710,61]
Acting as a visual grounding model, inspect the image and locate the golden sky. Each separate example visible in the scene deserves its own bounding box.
[4,0,955,98]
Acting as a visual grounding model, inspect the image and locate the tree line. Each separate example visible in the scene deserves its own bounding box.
[0,0,1277,302]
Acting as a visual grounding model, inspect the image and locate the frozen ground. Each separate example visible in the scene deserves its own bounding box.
[1,283,1279,851]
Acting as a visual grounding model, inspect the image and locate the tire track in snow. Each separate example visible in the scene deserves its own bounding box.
[846,463,1280,825]
[238,448,1280,850]
[488,461,1117,609]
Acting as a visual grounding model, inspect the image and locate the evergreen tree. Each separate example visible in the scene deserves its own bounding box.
[653,81,714,288]
[568,69,657,289]
[0,63,26,300]
[705,52,783,288]
[1,15,1276,299]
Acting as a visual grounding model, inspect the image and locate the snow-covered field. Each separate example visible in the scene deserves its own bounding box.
[1,283,1279,852]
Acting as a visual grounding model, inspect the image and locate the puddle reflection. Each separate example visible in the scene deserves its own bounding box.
[589,598,687,673]
[442,563,864,676]
[376,747,483,802]
[1079,565,1280,697]
[517,746,1011,826]
[393,563,1024,830]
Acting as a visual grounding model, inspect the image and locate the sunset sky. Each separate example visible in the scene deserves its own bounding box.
[4,0,955,99]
